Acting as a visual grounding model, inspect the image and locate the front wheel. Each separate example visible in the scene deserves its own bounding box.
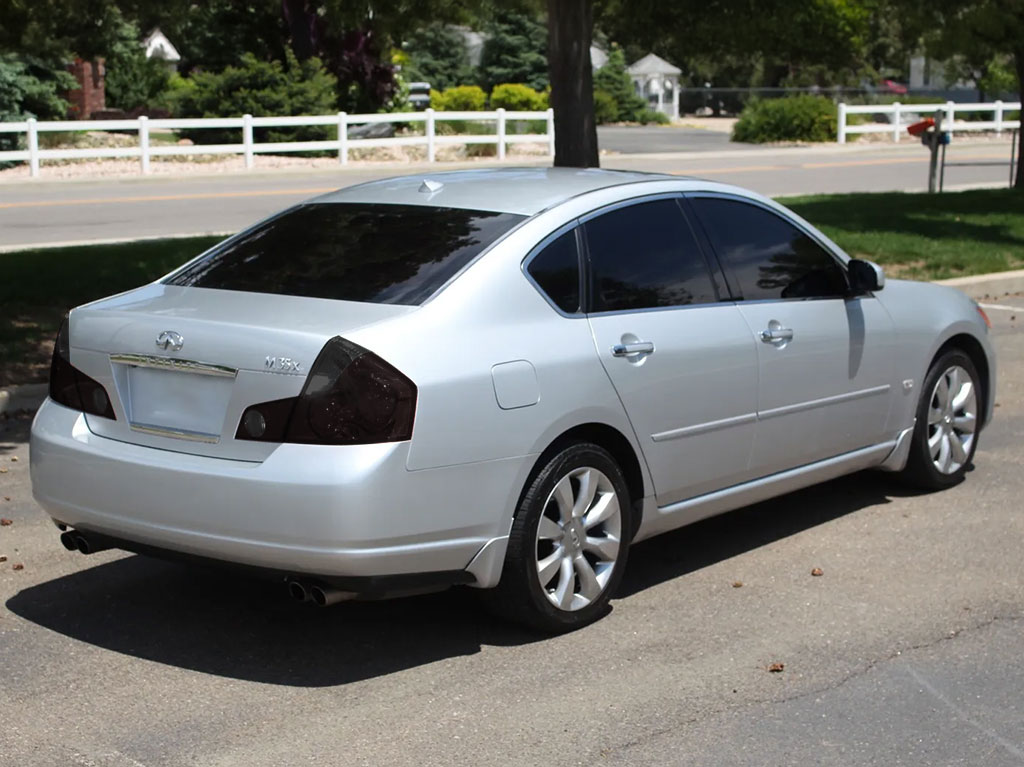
[487,442,632,633]
[901,350,981,490]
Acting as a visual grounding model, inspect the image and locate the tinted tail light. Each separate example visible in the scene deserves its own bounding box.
[236,337,416,445]
[49,319,116,419]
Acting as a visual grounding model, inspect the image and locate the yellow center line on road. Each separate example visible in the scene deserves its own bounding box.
[0,187,336,210]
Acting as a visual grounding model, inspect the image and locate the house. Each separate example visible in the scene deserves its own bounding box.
[628,53,681,120]
[143,28,181,73]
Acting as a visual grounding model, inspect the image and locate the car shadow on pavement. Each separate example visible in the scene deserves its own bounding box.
[6,469,931,687]
[618,470,916,597]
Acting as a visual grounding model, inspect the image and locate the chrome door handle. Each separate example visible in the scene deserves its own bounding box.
[612,341,655,357]
[760,327,794,344]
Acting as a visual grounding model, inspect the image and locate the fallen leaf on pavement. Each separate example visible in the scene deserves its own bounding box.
[0,555,6,563]
[12,563,24,571]
[767,662,785,673]
[0,518,12,526]
[811,567,824,576]
[10,456,19,462]
[2,497,10,502]
[0,468,7,473]
[732,581,743,588]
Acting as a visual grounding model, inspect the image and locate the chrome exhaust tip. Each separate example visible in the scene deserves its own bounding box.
[308,583,355,607]
[286,579,310,602]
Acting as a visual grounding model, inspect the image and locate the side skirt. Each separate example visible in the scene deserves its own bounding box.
[633,441,896,543]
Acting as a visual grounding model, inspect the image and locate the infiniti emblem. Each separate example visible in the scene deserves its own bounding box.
[156,330,185,352]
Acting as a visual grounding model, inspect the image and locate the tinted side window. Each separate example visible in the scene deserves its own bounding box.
[527,229,580,313]
[166,203,525,306]
[584,199,717,312]
[690,198,848,301]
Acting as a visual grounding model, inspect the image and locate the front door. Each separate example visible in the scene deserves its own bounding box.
[688,195,896,477]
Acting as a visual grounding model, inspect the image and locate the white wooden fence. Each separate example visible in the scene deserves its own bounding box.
[0,108,556,177]
[838,101,1021,144]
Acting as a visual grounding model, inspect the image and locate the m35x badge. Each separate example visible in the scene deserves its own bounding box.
[265,356,302,373]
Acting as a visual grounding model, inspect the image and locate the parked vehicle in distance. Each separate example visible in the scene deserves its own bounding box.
[31,168,995,632]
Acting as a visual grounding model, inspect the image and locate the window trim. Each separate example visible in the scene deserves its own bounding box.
[520,220,586,318]
[684,192,858,304]
[577,193,728,316]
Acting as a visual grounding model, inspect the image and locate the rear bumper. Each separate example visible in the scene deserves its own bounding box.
[30,399,524,581]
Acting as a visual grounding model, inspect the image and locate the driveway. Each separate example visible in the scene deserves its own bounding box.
[1,309,1022,765]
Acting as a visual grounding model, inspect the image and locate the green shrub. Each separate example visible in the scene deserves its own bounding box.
[430,85,487,111]
[593,46,647,122]
[593,89,619,125]
[636,108,670,125]
[174,51,337,145]
[489,83,546,111]
[732,96,837,143]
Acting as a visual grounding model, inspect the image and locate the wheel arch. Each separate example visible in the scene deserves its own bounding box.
[517,422,647,539]
[932,332,991,423]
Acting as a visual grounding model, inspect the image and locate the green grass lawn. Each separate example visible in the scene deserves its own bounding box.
[1,188,1022,386]
[0,236,223,386]
[781,188,1024,280]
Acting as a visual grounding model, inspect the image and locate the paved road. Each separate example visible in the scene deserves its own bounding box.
[1,310,1022,765]
[0,139,1015,249]
[598,124,738,153]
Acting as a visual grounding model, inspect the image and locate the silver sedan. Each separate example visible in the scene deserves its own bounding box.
[30,168,995,632]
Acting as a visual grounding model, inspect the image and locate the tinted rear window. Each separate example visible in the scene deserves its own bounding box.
[166,203,525,305]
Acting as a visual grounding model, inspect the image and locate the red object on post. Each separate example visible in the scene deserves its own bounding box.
[907,118,935,137]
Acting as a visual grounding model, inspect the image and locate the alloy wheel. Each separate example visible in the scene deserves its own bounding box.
[534,466,622,611]
[927,364,977,475]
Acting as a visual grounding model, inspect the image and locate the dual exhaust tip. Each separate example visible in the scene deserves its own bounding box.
[287,578,355,607]
[59,530,352,607]
[59,530,111,555]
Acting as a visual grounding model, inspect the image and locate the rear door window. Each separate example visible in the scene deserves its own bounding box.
[166,203,525,305]
[584,198,718,312]
[689,197,848,301]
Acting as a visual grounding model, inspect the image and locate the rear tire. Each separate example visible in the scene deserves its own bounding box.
[900,350,981,490]
[486,442,632,633]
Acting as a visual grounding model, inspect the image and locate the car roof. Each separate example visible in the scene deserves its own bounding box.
[312,167,688,216]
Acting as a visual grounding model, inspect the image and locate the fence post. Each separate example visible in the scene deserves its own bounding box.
[337,111,348,165]
[995,100,1004,134]
[426,108,436,162]
[242,114,254,170]
[837,102,847,144]
[138,116,150,174]
[27,117,39,177]
[946,100,956,139]
[496,107,506,161]
[892,102,901,143]
[546,107,555,156]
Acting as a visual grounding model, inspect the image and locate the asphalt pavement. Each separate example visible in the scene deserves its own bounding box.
[0,137,1016,250]
[1,308,1022,766]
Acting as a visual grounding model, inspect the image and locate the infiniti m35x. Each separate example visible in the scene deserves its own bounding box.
[31,168,995,632]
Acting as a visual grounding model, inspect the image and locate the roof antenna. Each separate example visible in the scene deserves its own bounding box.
[419,179,443,194]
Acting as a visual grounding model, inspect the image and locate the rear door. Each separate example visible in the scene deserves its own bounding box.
[583,196,760,506]
[687,195,896,477]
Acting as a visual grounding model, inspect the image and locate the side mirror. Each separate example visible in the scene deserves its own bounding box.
[848,259,885,293]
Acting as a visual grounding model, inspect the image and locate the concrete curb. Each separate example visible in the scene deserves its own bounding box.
[0,383,48,416]
[936,268,1024,300]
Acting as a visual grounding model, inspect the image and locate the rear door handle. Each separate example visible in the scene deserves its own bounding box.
[612,341,655,357]
[759,327,794,344]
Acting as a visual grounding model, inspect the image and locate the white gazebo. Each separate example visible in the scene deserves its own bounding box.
[142,28,181,73]
[628,53,681,119]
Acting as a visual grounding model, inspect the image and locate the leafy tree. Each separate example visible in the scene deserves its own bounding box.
[430,85,487,111]
[593,46,646,121]
[174,51,337,143]
[0,54,74,156]
[479,9,548,92]
[102,16,170,111]
[403,23,475,90]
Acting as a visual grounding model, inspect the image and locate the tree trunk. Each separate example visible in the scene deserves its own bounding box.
[546,0,599,168]
[1015,49,1023,189]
